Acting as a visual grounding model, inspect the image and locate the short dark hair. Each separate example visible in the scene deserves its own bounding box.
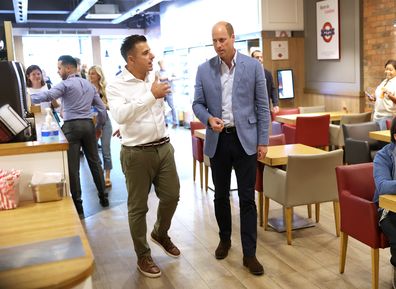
[251,50,261,58]
[26,64,45,87]
[58,55,77,68]
[120,35,147,62]
[390,117,396,144]
[385,59,396,70]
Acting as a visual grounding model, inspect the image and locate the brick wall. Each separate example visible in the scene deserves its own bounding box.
[363,0,396,90]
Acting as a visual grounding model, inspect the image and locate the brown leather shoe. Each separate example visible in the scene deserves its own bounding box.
[151,232,181,258]
[137,256,161,278]
[215,240,231,259]
[243,256,264,275]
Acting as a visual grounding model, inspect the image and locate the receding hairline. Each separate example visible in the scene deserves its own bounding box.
[212,21,234,37]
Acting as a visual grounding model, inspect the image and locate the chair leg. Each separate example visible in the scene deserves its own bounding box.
[285,207,293,245]
[204,164,209,192]
[333,201,340,237]
[193,158,196,182]
[371,248,379,289]
[315,203,320,223]
[339,231,348,273]
[199,162,203,189]
[264,196,270,231]
[307,204,312,218]
[258,191,263,227]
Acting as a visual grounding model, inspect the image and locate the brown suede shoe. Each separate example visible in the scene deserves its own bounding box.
[243,256,264,275]
[151,232,181,258]
[137,256,161,278]
[215,240,231,259]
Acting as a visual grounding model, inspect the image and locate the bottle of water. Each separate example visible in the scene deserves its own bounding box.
[41,108,59,142]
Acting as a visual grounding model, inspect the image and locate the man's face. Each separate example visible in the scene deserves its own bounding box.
[57,61,68,80]
[212,24,235,61]
[128,41,155,74]
[253,51,263,64]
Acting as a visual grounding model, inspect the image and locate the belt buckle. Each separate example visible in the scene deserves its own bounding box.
[224,127,234,133]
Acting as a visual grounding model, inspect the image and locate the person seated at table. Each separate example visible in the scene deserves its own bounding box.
[373,116,396,289]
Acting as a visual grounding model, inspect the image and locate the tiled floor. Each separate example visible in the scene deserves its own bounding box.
[80,126,393,289]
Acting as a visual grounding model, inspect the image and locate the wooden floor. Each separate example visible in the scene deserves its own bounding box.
[82,127,393,289]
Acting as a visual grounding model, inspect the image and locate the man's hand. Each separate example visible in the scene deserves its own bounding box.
[151,74,171,99]
[112,129,121,139]
[272,106,280,113]
[208,117,224,133]
[257,145,268,161]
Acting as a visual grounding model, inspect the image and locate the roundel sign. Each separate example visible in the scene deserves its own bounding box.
[320,22,335,43]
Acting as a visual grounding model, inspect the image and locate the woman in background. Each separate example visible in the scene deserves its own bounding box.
[370,60,396,130]
[26,64,57,111]
[88,65,113,187]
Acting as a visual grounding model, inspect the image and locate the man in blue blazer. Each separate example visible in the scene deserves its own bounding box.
[192,21,270,275]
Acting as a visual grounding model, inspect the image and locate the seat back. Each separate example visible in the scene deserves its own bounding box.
[386,118,392,129]
[298,105,325,113]
[335,163,388,248]
[295,114,330,147]
[342,121,379,145]
[340,111,372,125]
[190,121,205,162]
[190,121,205,135]
[255,134,286,192]
[284,149,343,207]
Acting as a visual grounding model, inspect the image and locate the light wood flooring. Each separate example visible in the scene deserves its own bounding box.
[81,127,393,289]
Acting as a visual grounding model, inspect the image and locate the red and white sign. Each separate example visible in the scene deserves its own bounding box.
[316,0,340,60]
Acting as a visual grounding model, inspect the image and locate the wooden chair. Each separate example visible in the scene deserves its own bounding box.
[263,149,343,244]
[336,163,389,289]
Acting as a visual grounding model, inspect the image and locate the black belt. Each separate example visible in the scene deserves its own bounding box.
[63,118,92,123]
[222,126,236,134]
[123,137,170,149]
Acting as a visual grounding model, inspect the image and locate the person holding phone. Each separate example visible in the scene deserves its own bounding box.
[370,60,396,130]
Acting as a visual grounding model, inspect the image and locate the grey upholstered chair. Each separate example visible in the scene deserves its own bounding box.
[298,105,325,113]
[329,111,372,148]
[342,121,382,164]
[263,149,343,245]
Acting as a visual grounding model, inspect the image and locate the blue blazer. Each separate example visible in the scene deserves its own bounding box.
[192,52,270,158]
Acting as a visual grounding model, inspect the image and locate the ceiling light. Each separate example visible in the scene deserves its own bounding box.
[12,0,27,23]
[112,0,163,24]
[66,0,98,23]
[85,13,121,19]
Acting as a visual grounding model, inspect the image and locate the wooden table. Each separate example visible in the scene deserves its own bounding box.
[379,195,396,212]
[0,197,94,288]
[369,130,390,143]
[261,143,327,166]
[275,111,345,125]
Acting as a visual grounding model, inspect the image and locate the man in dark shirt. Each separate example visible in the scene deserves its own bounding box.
[31,55,108,217]
[251,50,279,113]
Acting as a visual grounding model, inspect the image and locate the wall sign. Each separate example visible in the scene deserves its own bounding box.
[271,41,289,60]
[316,0,340,60]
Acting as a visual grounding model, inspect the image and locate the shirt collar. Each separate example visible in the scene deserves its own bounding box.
[218,50,237,69]
[122,68,150,83]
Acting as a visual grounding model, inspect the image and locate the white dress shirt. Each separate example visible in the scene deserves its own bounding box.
[106,68,167,147]
[220,53,237,127]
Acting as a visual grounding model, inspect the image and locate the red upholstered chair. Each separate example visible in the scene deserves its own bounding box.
[256,134,286,226]
[190,121,205,189]
[283,114,330,147]
[336,163,389,289]
[271,108,300,135]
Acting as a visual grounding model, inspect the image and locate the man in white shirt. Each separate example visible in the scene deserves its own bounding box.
[106,35,180,278]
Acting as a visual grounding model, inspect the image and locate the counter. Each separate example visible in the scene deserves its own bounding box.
[0,112,69,201]
[0,198,94,289]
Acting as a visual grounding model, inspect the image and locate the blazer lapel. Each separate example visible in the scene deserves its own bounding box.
[233,52,245,98]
